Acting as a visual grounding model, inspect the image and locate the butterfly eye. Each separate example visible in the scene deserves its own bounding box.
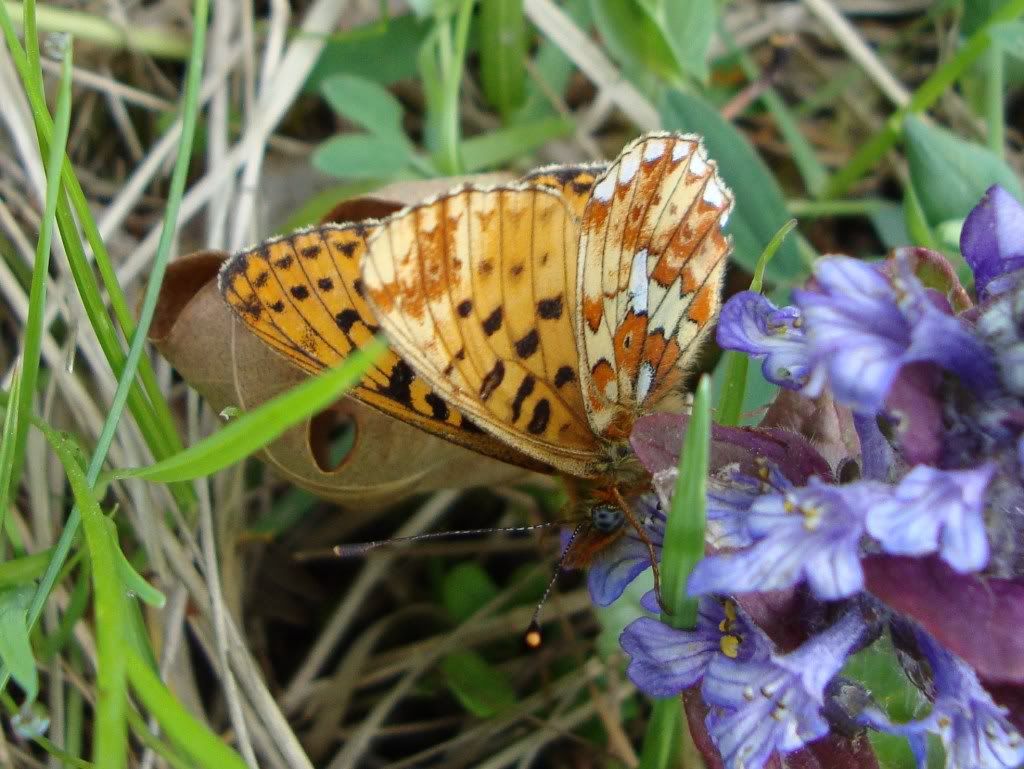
[590,504,624,533]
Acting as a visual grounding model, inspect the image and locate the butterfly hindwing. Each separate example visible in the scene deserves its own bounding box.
[361,185,604,478]
[219,223,552,472]
[521,163,608,220]
[576,132,734,438]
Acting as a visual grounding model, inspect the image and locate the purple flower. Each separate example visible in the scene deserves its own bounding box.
[620,597,764,697]
[703,609,867,769]
[706,461,794,548]
[961,185,1024,299]
[864,628,1024,769]
[794,256,996,413]
[866,464,995,573]
[585,494,664,607]
[716,292,821,390]
[688,478,884,600]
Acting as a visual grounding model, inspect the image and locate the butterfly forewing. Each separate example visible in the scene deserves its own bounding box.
[576,133,734,438]
[219,223,551,472]
[361,185,604,478]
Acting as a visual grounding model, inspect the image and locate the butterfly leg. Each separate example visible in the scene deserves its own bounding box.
[611,487,667,613]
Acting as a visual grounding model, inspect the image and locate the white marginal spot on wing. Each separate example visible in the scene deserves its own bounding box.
[703,176,725,207]
[636,361,656,401]
[721,207,732,227]
[593,174,615,202]
[620,152,641,185]
[689,150,707,176]
[643,140,665,161]
[628,248,649,315]
[672,141,692,161]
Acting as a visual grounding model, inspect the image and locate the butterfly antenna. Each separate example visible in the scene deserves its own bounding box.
[334,520,565,557]
[611,487,667,613]
[523,521,586,650]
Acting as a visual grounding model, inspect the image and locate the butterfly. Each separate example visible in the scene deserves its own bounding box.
[220,132,734,600]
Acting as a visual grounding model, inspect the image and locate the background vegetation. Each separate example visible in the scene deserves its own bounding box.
[0,0,1021,766]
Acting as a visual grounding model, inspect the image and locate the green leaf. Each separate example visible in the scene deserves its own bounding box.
[441,563,499,622]
[990,21,1024,58]
[904,115,1023,227]
[660,90,806,285]
[0,586,38,701]
[479,0,527,119]
[646,0,715,81]
[126,648,248,769]
[962,0,1010,35]
[460,116,574,171]
[320,74,407,140]
[306,14,432,89]
[440,651,516,717]
[313,133,413,179]
[590,0,684,84]
[106,340,386,484]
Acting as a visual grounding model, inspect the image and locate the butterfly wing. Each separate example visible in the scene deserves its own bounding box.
[576,132,735,438]
[219,223,553,472]
[521,163,608,220]
[361,185,604,478]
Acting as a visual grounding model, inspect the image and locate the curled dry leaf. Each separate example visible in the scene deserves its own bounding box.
[150,177,532,509]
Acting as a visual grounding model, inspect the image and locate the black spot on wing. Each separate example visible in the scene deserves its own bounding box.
[511,376,535,423]
[480,361,505,400]
[425,392,450,421]
[528,399,551,435]
[290,285,310,300]
[300,244,321,259]
[554,366,575,388]
[273,255,293,270]
[335,309,360,333]
[253,271,270,288]
[515,329,539,359]
[482,307,503,336]
[270,300,285,313]
[537,295,562,319]
[379,359,415,405]
[457,299,473,317]
[317,277,334,291]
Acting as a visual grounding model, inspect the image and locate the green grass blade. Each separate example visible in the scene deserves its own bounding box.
[638,376,711,768]
[45,431,128,769]
[0,45,72,537]
[107,339,385,484]
[126,647,248,769]
[660,375,710,629]
[0,0,210,698]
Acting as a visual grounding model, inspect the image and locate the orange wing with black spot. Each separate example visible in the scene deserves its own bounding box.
[218,223,552,472]
[360,185,605,478]
[575,133,734,439]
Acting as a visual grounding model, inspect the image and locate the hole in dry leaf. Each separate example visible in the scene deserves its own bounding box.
[308,408,357,472]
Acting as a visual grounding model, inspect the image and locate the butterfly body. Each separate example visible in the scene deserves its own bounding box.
[220,132,734,559]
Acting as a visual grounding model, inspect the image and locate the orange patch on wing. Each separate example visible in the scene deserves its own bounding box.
[583,294,604,333]
[613,311,648,379]
[589,359,616,404]
[688,282,716,325]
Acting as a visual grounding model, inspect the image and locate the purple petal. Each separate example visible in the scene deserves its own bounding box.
[587,536,653,606]
[620,617,719,697]
[961,185,1024,298]
[865,464,994,573]
[717,292,813,389]
[864,556,1024,684]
